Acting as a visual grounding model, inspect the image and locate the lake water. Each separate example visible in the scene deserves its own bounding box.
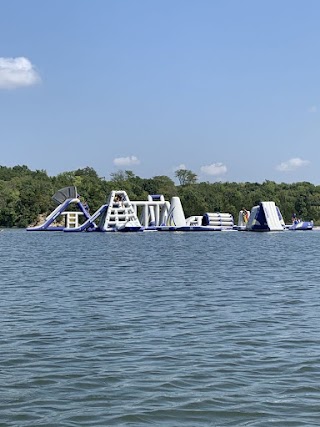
[1,229,320,426]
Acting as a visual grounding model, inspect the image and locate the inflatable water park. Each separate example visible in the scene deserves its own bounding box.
[26,186,314,233]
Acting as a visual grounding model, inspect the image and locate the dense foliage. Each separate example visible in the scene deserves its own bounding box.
[0,165,319,227]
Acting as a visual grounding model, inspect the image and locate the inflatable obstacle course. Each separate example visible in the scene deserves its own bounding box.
[27,187,236,232]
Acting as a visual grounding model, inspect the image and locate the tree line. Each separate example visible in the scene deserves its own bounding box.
[0,164,319,227]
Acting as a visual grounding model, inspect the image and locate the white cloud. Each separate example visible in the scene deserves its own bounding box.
[175,163,186,170]
[113,155,140,166]
[200,162,227,176]
[0,57,41,89]
[276,157,310,172]
[308,106,317,113]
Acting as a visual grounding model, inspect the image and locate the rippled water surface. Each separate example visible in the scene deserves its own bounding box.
[1,229,320,426]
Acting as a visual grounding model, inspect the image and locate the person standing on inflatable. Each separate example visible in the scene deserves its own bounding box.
[242,208,249,223]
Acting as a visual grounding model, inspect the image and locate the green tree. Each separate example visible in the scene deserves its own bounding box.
[175,169,197,186]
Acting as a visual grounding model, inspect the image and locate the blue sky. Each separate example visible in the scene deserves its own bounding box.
[1,0,320,183]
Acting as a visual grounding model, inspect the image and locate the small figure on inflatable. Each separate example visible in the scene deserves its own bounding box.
[242,207,249,223]
[292,213,300,224]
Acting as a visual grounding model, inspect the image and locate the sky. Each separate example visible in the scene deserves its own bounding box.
[1,0,320,184]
